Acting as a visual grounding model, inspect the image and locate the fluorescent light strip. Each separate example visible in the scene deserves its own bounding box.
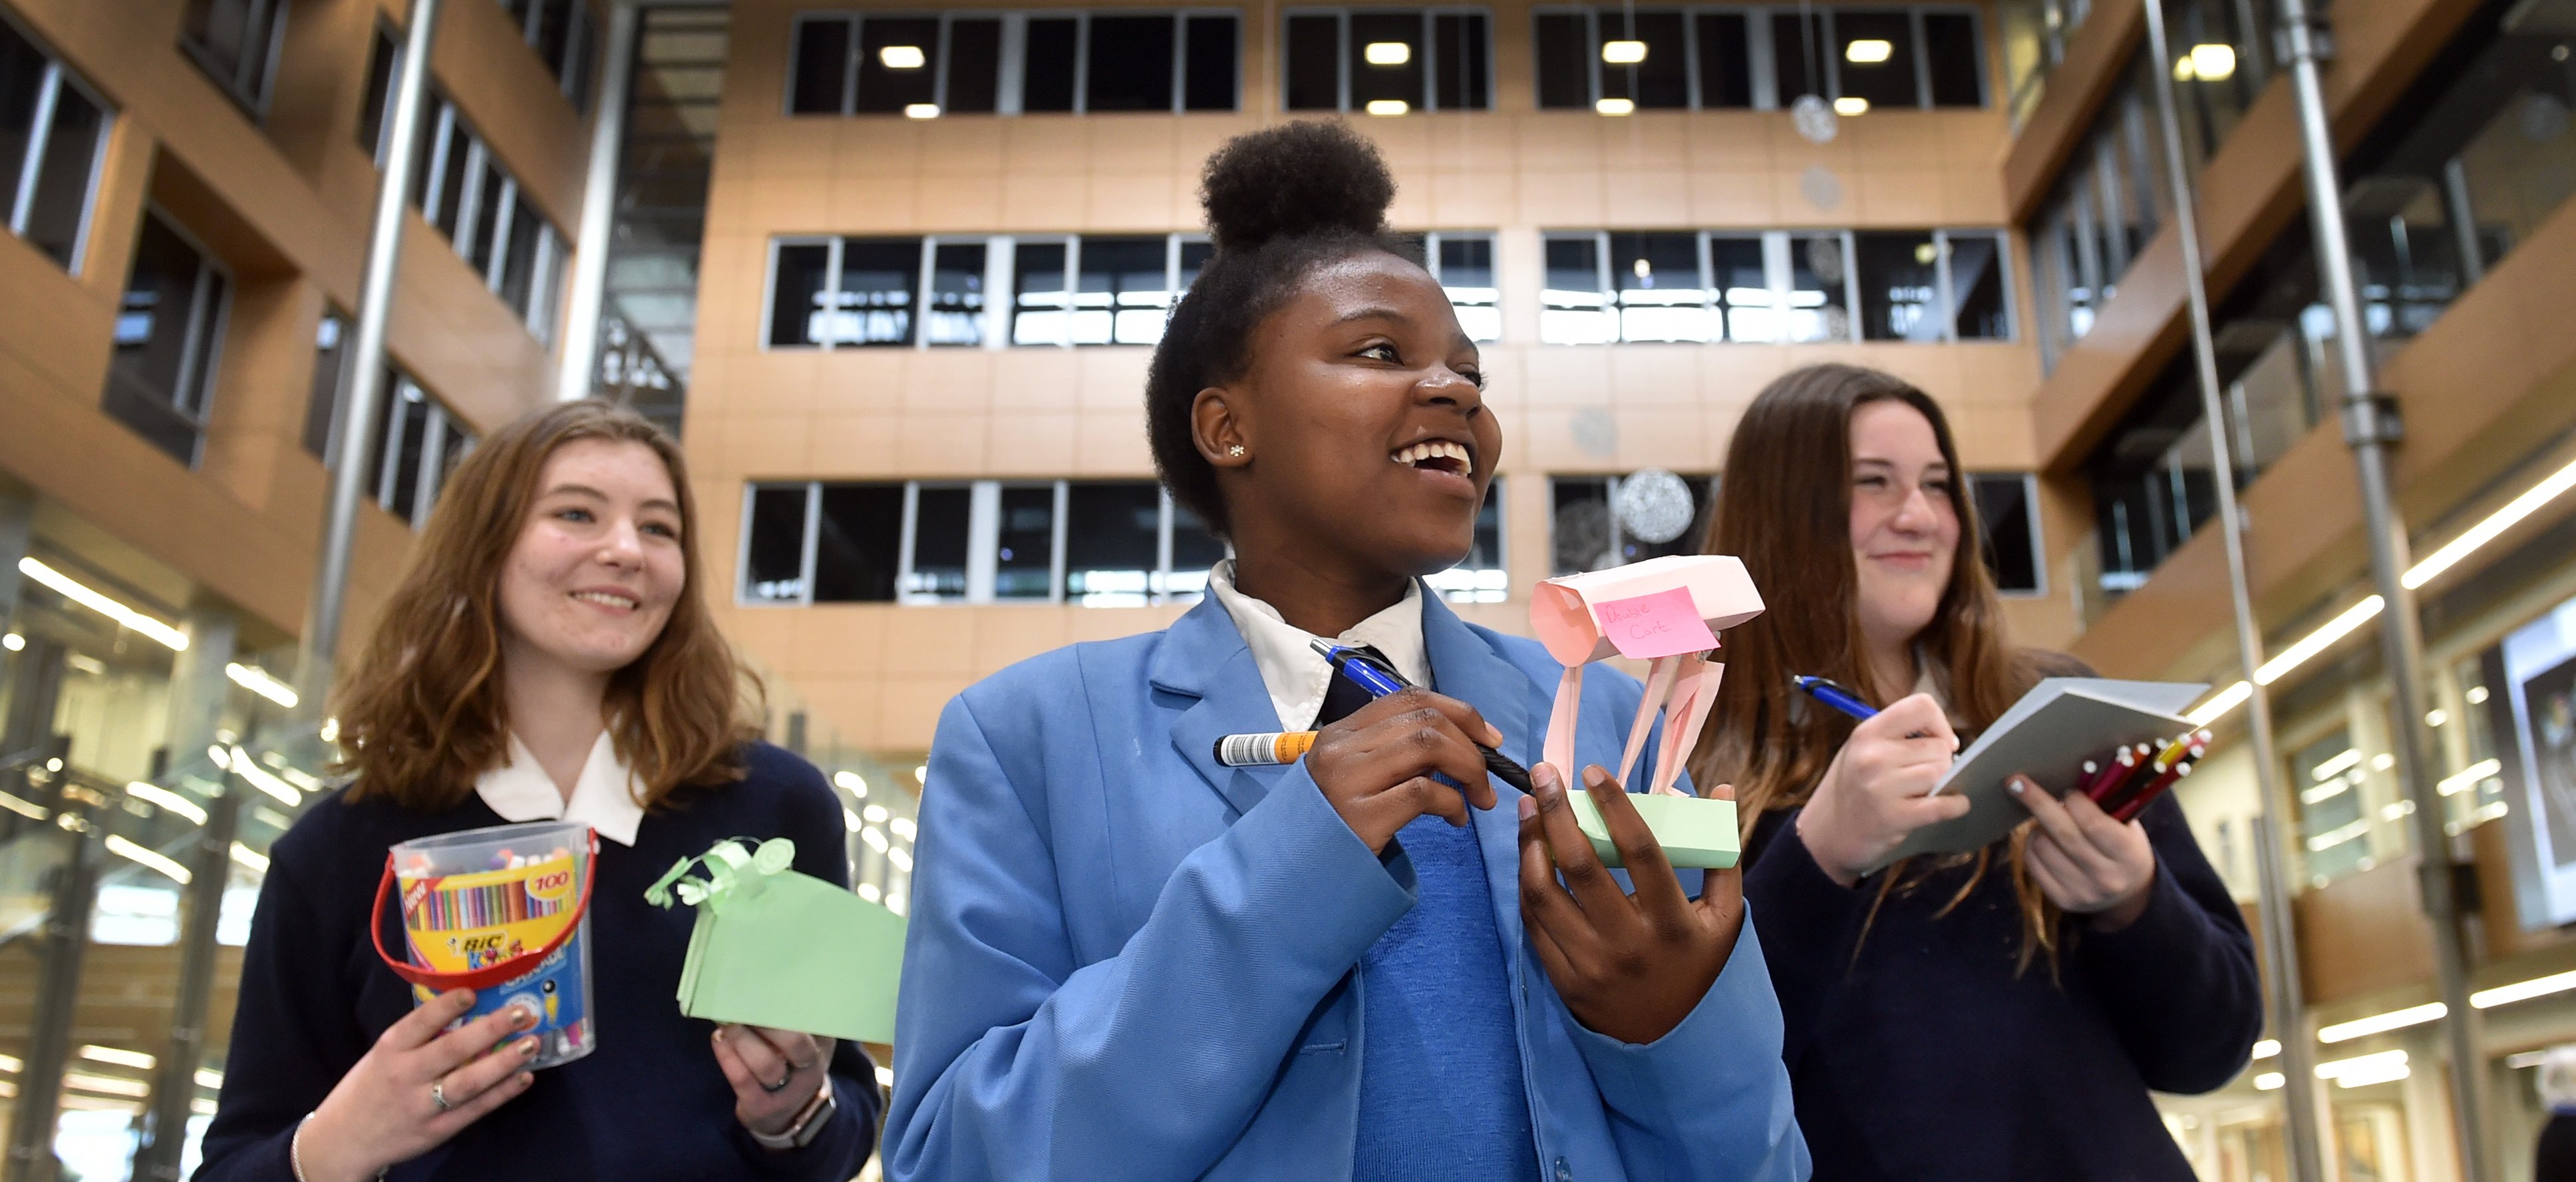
[2251,1038,2281,1060]
[2317,1002,2447,1043]
[127,782,208,825]
[231,843,269,873]
[79,1046,154,1071]
[2439,758,2501,796]
[2315,1048,2408,1080]
[196,1068,223,1089]
[0,792,45,821]
[2193,455,2576,723]
[17,559,188,651]
[225,663,299,709]
[106,835,192,885]
[2472,969,2576,1008]
[834,771,868,798]
[230,750,301,807]
[2253,1071,2285,1090]
[62,1072,149,1098]
[2311,749,2364,781]
[843,807,863,833]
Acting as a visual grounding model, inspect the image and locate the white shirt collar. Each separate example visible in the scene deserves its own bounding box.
[474,730,645,847]
[1205,560,1430,731]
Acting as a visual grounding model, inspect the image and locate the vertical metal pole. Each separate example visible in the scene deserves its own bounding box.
[2274,2,2494,1178]
[131,785,243,1181]
[556,1,640,404]
[295,0,445,705]
[3,760,110,1182]
[2138,5,2329,1181]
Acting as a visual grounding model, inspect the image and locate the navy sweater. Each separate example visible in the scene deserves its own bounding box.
[1743,791,2261,1181]
[196,743,882,1182]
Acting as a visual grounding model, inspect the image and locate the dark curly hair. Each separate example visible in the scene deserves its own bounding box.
[1146,120,1422,536]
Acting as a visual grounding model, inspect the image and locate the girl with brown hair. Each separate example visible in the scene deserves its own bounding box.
[1692,363,2260,1180]
[197,401,879,1182]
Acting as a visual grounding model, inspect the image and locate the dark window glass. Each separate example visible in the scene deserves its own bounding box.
[1022,18,1078,112]
[359,25,399,154]
[769,244,831,347]
[1183,15,1238,111]
[1693,12,1754,108]
[1788,232,1849,342]
[1533,13,1587,108]
[1922,13,1984,106]
[1284,14,1341,110]
[1710,234,1772,342]
[0,23,45,219]
[302,311,346,459]
[181,0,284,112]
[1541,235,1611,344]
[742,485,810,602]
[1430,13,1487,110]
[1177,239,1213,290]
[431,116,472,238]
[1611,232,1710,343]
[909,487,972,600]
[500,196,544,317]
[854,16,939,114]
[1855,231,1941,341]
[105,213,226,463]
[532,0,576,79]
[1949,233,2011,339]
[1169,501,1227,595]
[835,237,920,347]
[1011,241,1070,345]
[1436,234,1499,340]
[1087,15,1175,112]
[994,485,1056,600]
[1772,11,1824,103]
[1077,236,1170,346]
[467,166,508,280]
[813,483,904,602]
[386,385,431,524]
[926,242,987,347]
[1601,11,1689,110]
[1458,479,1504,569]
[788,18,851,114]
[558,3,594,110]
[947,18,1002,114]
[1972,474,2040,593]
[1349,11,1422,112]
[1834,11,1919,110]
[23,81,100,266]
[1063,483,1161,602]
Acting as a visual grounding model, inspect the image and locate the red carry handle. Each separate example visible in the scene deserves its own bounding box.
[371,830,599,992]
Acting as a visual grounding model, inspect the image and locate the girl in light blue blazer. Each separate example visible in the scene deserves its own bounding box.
[886,122,1808,1182]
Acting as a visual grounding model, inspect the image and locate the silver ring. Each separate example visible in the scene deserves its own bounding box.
[761,1065,794,1093]
[431,1080,454,1112]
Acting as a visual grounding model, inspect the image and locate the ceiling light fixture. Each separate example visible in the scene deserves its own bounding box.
[1844,39,1893,64]
[1364,98,1410,116]
[880,45,926,69]
[1601,40,1647,64]
[1365,41,1412,65]
[17,559,188,651]
[1832,96,1870,116]
[225,662,298,709]
[1594,97,1635,116]
[903,102,940,119]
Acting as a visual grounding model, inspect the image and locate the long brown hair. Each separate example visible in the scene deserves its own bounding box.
[334,400,757,811]
[1687,363,2060,968]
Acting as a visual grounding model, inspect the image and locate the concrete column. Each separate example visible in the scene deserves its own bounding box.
[0,493,29,626]
[162,606,238,773]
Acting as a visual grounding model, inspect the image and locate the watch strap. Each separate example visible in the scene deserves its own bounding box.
[749,1077,834,1151]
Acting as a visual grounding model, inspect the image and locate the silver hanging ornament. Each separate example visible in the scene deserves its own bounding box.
[1790,93,1838,144]
[1614,469,1696,544]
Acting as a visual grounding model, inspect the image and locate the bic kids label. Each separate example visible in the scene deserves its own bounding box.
[397,849,596,1068]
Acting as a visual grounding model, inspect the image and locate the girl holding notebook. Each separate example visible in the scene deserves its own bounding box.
[1689,364,2261,1181]
[887,122,1804,1182]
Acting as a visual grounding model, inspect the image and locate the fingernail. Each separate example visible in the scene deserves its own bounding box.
[1583,765,1609,789]
[1532,763,1558,791]
[518,1010,538,1028]
[1482,723,1504,747]
[1518,796,1537,820]
[518,1072,534,1086]
[518,1038,539,1057]
[2006,777,2026,795]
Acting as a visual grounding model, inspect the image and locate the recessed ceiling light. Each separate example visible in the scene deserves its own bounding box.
[1594,97,1635,116]
[1601,40,1647,64]
[1364,41,1411,66]
[1365,98,1410,116]
[1844,39,1893,64]
[903,103,941,119]
[880,45,926,69]
[1832,96,1869,116]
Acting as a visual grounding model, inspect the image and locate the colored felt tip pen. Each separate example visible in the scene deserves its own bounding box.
[1792,675,1878,723]
[1213,731,1321,767]
[1310,640,1533,793]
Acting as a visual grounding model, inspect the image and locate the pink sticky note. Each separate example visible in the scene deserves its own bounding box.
[1589,586,1719,660]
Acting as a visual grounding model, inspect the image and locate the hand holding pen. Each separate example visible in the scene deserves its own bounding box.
[1301,684,1504,855]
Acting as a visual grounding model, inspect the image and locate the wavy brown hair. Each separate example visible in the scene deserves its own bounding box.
[1687,364,2062,970]
[333,400,757,811]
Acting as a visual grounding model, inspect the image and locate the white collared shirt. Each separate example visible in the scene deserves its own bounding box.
[1205,560,1430,731]
[474,730,646,847]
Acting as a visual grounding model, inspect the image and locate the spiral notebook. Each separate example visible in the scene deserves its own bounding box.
[1867,678,2207,873]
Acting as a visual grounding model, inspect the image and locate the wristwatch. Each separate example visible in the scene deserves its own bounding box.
[750,1077,836,1151]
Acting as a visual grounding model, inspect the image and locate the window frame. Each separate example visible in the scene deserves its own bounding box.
[369,371,474,529]
[1530,4,1985,112]
[1538,226,2014,345]
[496,0,597,111]
[3,15,113,275]
[1279,5,1498,114]
[786,9,1243,117]
[1420,230,1503,343]
[766,233,1220,351]
[1969,471,2046,597]
[1547,472,1718,576]
[179,0,291,118]
[408,96,569,345]
[104,206,234,468]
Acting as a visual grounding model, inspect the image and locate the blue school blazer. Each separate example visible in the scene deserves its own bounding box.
[886,590,1808,1182]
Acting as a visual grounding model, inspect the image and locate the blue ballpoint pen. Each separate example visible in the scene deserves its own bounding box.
[1311,639,1533,793]
[1792,674,1879,722]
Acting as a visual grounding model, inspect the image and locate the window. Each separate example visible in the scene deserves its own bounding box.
[0,15,111,271]
[788,11,1239,116]
[1539,228,2011,345]
[302,309,349,459]
[1283,8,1493,114]
[740,479,1235,606]
[497,0,597,110]
[1970,473,2042,595]
[2031,53,2169,368]
[411,97,569,343]
[1549,475,1715,576]
[104,211,231,466]
[1534,6,1981,112]
[1424,480,1508,602]
[768,234,1209,349]
[1423,232,1501,342]
[363,372,476,528]
[180,0,288,117]
[1995,0,2094,126]
[358,23,401,163]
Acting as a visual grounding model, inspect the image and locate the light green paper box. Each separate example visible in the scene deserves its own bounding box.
[1567,793,1739,870]
[646,838,905,1044]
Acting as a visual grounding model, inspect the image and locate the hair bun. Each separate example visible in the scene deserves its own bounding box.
[1199,121,1395,255]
